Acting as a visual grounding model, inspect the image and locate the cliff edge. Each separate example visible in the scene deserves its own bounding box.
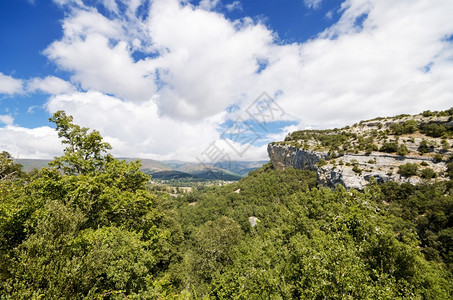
[268,109,453,189]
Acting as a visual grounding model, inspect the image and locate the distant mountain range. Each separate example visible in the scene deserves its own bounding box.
[15,158,267,181]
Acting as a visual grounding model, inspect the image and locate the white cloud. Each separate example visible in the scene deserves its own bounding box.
[52,0,84,7]
[44,8,156,102]
[45,91,225,161]
[27,76,75,95]
[304,0,322,10]
[278,0,453,126]
[226,1,242,12]
[199,0,220,11]
[7,0,453,160]
[0,73,23,95]
[43,90,273,161]
[146,0,274,120]
[45,0,453,129]
[0,115,14,126]
[325,10,334,19]
[44,0,276,120]
[0,126,62,159]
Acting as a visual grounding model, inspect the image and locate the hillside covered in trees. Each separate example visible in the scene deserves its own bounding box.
[1,111,452,299]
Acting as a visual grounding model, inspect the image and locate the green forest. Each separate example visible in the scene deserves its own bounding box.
[1,111,452,299]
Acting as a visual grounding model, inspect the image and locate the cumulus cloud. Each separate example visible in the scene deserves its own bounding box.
[147,0,274,120]
[44,0,453,126]
[5,0,453,160]
[1,72,74,97]
[43,8,156,101]
[0,73,23,95]
[45,91,226,160]
[0,115,14,126]
[0,126,62,159]
[44,0,274,121]
[279,0,453,126]
[44,90,274,161]
[27,76,75,94]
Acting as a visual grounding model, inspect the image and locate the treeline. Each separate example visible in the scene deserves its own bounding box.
[1,112,452,299]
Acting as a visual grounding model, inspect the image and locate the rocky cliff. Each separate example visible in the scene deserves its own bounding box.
[268,109,453,190]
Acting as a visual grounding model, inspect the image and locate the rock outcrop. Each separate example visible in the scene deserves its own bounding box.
[267,109,453,190]
[267,144,328,171]
[268,143,448,190]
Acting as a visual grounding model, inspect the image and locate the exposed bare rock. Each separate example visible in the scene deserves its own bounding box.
[249,216,259,227]
[267,110,453,190]
[267,144,328,171]
[267,144,449,190]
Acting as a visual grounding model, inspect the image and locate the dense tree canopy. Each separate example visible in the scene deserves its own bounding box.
[0,111,182,298]
[1,111,452,299]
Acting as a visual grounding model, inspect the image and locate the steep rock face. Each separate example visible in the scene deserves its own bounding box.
[268,109,453,190]
[267,144,328,171]
[268,143,446,190]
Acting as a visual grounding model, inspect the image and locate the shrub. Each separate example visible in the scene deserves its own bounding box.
[398,163,418,177]
[420,168,437,179]
[433,153,443,163]
[317,159,327,167]
[365,143,378,154]
[441,140,450,151]
[447,162,453,179]
[446,107,453,116]
[397,145,409,156]
[419,123,447,137]
[420,161,429,166]
[352,165,362,174]
[418,140,432,154]
[390,123,404,135]
[402,120,418,133]
[380,142,399,153]
[422,110,434,117]
[390,120,418,135]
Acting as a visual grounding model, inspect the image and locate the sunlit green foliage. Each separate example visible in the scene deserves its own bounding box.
[398,163,419,177]
[1,111,453,299]
[379,181,453,270]
[397,144,409,156]
[173,166,452,298]
[380,141,399,153]
[390,120,418,135]
[0,112,182,298]
[420,168,437,179]
[419,122,449,138]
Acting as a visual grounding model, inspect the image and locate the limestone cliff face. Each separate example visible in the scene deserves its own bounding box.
[267,144,328,171]
[268,110,453,189]
[268,143,447,190]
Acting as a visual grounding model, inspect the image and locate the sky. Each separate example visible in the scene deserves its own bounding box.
[0,0,452,162]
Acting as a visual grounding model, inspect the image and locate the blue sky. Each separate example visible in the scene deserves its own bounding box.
[0,0,452,160]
